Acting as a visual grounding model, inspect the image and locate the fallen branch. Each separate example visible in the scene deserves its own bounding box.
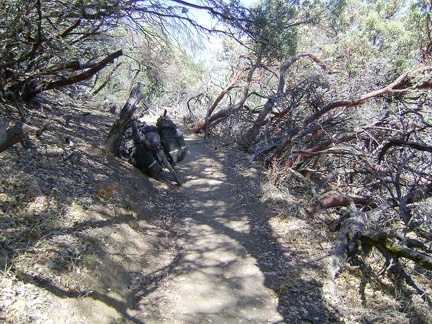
[307,195,370,214]
[361,230,432,271]
[93,62,122,95]
[379,139,432,163]
[105,82,145,155]
[248,143,277,162]
[327,210,367,294]
[315,168,369,192]
[0,122,31,153]
[325,209,432,304]
[271,66,432,162]
[247,52,329,145]
[192,68,248,133]
[23,49,123,100]
[288,168,318,196]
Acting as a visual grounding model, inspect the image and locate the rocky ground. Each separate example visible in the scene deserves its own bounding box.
[0,89,430,323]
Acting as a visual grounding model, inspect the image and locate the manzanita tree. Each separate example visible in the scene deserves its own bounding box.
[0,0,251,152]
[244,0,432,310]
[191,0,316,134]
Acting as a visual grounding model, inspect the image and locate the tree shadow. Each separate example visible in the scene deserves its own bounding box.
[0,90,181,322]
[1,90,348,322]
[130,134,337,323]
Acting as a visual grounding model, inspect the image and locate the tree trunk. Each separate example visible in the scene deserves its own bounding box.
[0,120,30,153]
[192,69,246,133]
[22,49,123,101]
[247,53,326,145]
[193,64,257,133]
[105,82,144,155]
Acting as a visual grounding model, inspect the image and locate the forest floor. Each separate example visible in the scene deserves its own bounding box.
[0,89,428,323]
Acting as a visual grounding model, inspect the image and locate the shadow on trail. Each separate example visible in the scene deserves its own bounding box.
[137,134,335,323]
[1,88,332,322]
[0,91,179,323]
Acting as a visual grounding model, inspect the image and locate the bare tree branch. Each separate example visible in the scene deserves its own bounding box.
[271,66,432,162]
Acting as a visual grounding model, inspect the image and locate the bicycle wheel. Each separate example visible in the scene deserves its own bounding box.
[157,149,182,186]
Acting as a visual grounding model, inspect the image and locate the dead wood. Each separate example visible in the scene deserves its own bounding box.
[248,143,277,162]
[327,210,367,292]
[307,195,370,214]
[192,65,257,133]
[326,207,432,307]
[284,139,337,168]
[247,53,328,145]
[93,62,122,95]
[271,66,432,162]
[361,230,432,271]
[105,82,144,155]
[315,168,369,192]
[0,121,30,153]
[22,49,123,100]
[379,139,432,163]
[192,68,247,133]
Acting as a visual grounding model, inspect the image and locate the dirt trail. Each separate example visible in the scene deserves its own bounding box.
[3,92,427,323]
[2,94,327,324]
[136,134,284,323]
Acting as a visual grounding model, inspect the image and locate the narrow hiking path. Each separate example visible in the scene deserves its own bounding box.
[1,93,332,324]
[2,92,423,323]
[135,133,284,323]
[130,131,336,323]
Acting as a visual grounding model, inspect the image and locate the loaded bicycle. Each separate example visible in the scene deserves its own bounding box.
[120,111,188,186]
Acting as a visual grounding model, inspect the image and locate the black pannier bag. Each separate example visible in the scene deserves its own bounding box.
[156,110,188,164]
[125,121,162,177]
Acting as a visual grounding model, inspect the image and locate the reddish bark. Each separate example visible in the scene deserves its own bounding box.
[271,66,432,162]
[193,64,257,133]
[247,53,327,145]
[284,134,357,168]
[192,69,245,133]
[284,139,335,168]
[306,195,370,214]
